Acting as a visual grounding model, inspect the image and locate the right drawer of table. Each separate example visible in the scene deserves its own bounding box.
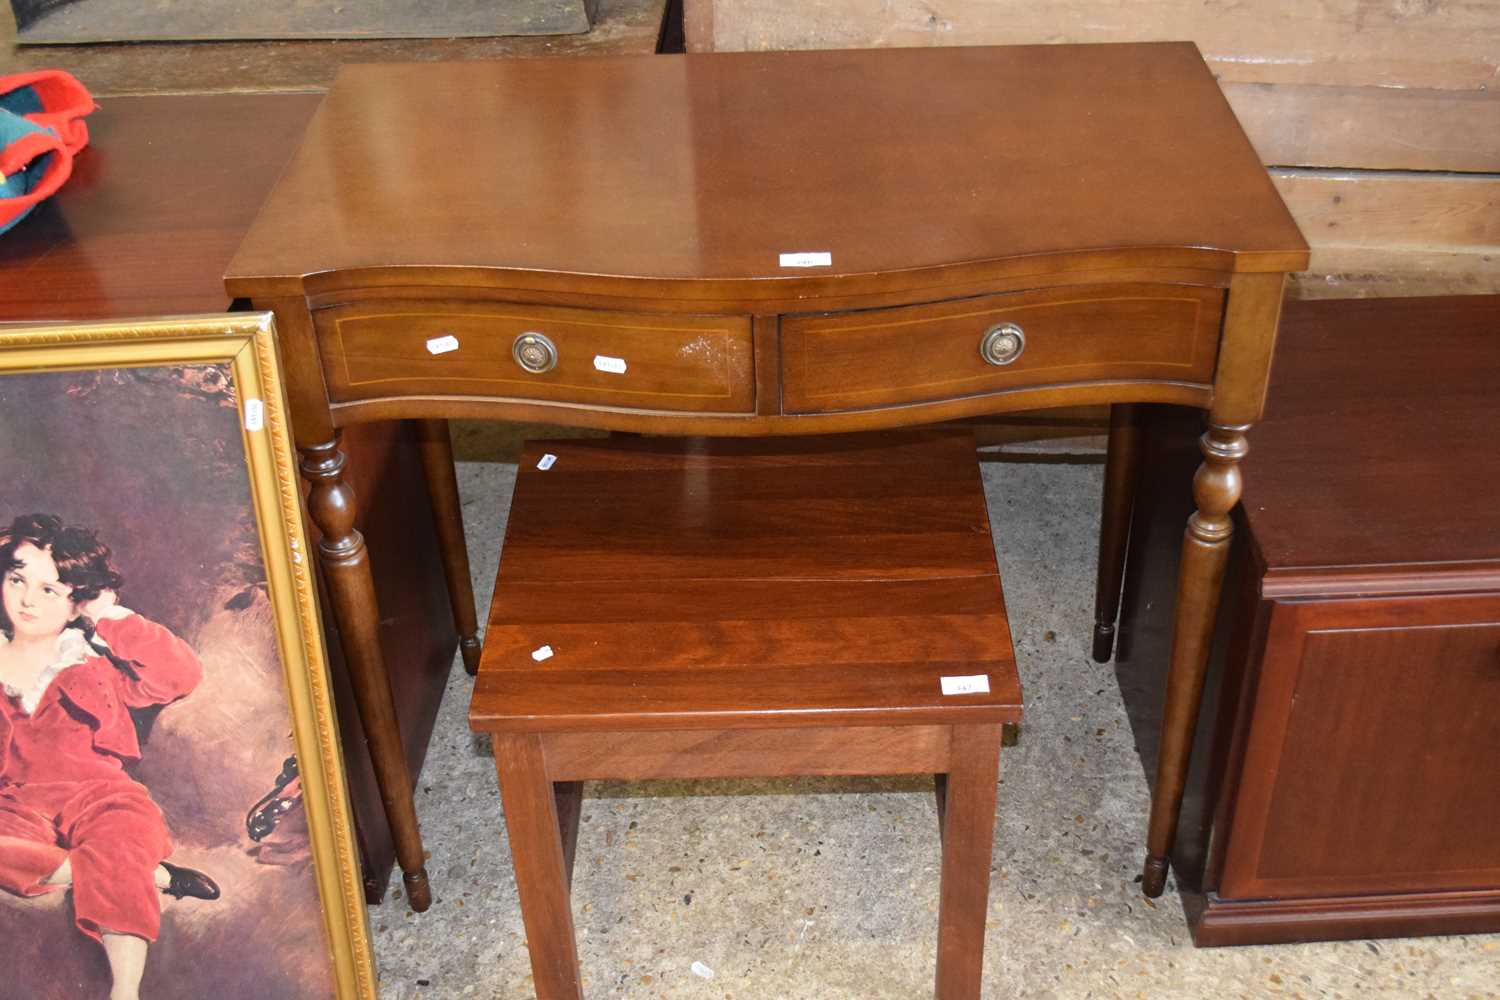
[780,283,1224,414]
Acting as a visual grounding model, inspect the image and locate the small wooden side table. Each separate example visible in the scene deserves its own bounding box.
[469,431,1023,999]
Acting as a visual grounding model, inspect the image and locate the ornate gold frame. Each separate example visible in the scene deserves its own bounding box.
[0,313,375,999]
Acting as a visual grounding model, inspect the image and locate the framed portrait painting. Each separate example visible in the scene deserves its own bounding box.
[0,314,374,999]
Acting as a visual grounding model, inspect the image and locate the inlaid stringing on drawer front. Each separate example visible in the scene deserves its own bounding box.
[780,283,1226,415]
[314,300,756,414]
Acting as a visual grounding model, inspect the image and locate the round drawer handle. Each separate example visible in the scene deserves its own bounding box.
[512,332,558,374]
[980,323,1025,366]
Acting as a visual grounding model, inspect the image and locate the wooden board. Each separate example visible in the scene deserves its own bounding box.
[1289,248,1500,300]
[1273,170,1500,298]
[1224,83,1500,174]
[472,432,1023,733]
[685,0,1500,89]
[1273,169,1500,251]
[14,0,596,43]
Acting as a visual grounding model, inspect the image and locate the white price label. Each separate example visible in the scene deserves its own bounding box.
[593,354,628,374]
[779,251,832,268]
[531,644,554,662]
[940,674,990,696]
[537,453,558,471]
[425,334,460,355]
[243,398,264,432]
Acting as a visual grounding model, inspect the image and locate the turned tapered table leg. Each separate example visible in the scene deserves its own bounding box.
[415,418,482,675]
[1092,403,1143,663]
[1141,422,1247,897]
[301,435,433,912]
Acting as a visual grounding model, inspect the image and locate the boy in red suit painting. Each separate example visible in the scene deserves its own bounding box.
[0,514,219,1000]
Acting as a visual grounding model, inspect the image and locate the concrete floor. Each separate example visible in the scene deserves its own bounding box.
[370,428,1499,999]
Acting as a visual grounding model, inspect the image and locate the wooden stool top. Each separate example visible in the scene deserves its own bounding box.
[469,431,1021,734]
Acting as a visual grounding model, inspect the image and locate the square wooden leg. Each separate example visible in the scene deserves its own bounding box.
[555,780,584,889]
[493,734,584,1000]
[936,724,1002,1000]
[934,772,948,836]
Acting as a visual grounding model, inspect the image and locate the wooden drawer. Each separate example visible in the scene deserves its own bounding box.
[780,283,1224,414]
[1220,592,1500,901]
[315,300,755,413]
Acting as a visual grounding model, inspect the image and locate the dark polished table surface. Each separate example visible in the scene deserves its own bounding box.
[228,44,1303,293]
[1,93,319,320]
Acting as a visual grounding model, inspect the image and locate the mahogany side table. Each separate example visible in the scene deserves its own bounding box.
[470,431,1023,999]
[225,43,1310,908]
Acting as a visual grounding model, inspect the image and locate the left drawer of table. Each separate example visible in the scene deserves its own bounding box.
[314,299,756,413]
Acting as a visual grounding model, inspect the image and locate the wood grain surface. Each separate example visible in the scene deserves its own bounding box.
[1244,296,1500,573]
[687,0,1500,89]
[781,283,1223,414]
[1221,593,1500,900]
[0,93,318,320]
[316,299,754,411]
[226,43,1307,300]
[1272,170,1500,295]
[1223,83,1500,174]
[470,431,1022,732]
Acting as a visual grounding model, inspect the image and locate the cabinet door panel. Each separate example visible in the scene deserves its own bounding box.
[1220,593,1500,900]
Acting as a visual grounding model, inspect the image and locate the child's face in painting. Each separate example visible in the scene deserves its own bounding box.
[2,543,79,641]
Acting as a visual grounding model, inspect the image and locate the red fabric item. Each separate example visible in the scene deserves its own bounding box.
[0,614,203,775]
[0,779,173,942]
[0,69,96,233]
[2,69,97,154]
[0,614,201,942]
[0,124,64,181]
[0,124,70,227]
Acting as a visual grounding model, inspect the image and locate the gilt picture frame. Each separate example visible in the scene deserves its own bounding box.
[0,313,374,1000]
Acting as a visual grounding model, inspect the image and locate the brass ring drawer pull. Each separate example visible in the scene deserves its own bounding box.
[980,323,1025,366]
[512,332,558,374]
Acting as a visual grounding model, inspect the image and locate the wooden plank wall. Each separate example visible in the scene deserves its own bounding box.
[684,1,1500,299]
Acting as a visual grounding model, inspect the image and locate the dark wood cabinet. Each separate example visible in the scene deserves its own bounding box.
[1118,296,1500,946]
